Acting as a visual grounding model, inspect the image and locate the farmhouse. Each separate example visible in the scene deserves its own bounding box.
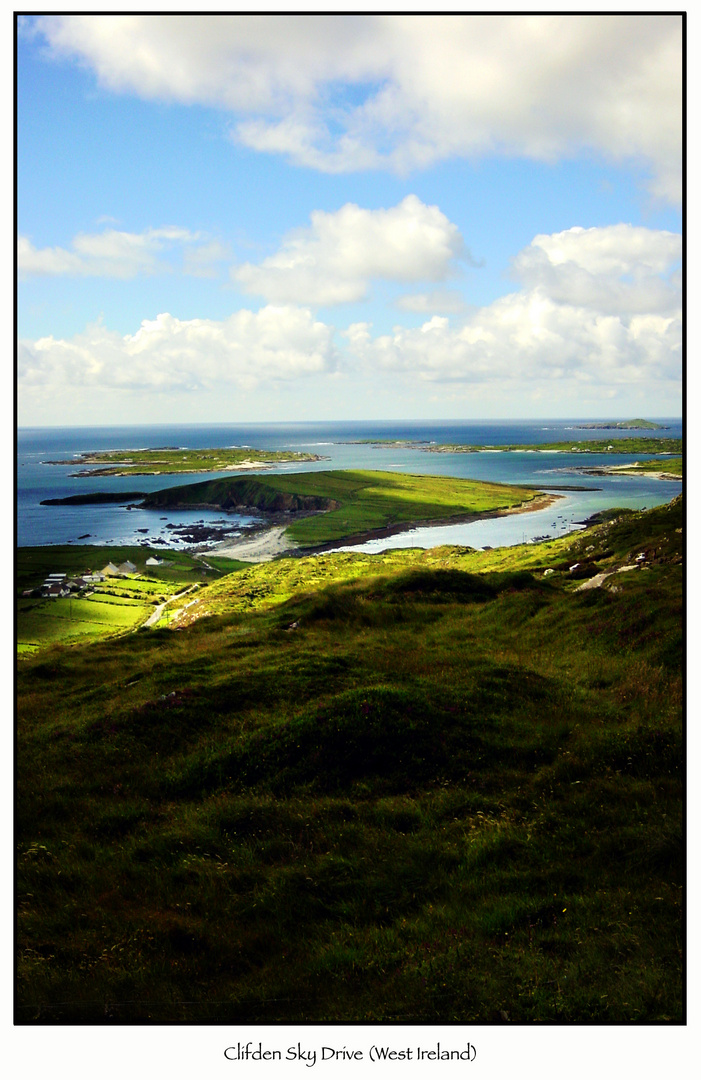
[43,582,69,598]
[117,560,137,574]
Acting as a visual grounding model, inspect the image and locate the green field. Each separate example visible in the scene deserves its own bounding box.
[18,594,153,652]
[142,469,543,547]
[15,546,246,652]
[44,446,321,476]
[16,496,683,1022]
[18,579,168,652]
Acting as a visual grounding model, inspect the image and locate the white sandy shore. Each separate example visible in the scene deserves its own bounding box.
[223,459,272,470]
[212,526,297,562]
[578,464,682,481]
[221,458,306,470]
[607,465,682,481]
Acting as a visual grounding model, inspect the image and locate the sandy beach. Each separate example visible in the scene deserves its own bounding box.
[211,525,298,562]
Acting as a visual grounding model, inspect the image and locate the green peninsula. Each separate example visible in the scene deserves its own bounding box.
[141,469,551,548]
[45,445,323,477]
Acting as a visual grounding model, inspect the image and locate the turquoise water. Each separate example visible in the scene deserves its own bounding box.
[17,420,682,550]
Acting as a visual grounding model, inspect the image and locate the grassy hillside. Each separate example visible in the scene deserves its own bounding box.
[142,469,543,547]
[16,497,683,1022]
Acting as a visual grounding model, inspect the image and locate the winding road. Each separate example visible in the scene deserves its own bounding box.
[143,585,198,628]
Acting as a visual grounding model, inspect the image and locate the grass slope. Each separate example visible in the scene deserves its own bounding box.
[142,469,542,547]
[16,497,683,1022]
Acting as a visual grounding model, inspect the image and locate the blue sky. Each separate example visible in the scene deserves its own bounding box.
[17,13,682,426]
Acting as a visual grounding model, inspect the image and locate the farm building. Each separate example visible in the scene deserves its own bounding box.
[43,582,69,598]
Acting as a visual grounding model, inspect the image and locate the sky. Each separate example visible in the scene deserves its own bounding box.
[16,12,683,426]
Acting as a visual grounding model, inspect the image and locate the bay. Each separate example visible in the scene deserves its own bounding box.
[16,419,682,551]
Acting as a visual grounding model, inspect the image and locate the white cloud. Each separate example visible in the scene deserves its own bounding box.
[345,225,681,390]
[347,297,680,388]
[30,13,682,201]
[18,226,206,279]
[511,225,681,315]
[395,291,468,315]
[18,225,681,414]
[18,306,337,394]
[28,14,381,111]
[233,196,468,305]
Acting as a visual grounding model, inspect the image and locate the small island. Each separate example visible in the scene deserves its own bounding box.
[574,419,669,430]
[43,445,324,477]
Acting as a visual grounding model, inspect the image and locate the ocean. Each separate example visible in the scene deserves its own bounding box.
[16,419,682,552]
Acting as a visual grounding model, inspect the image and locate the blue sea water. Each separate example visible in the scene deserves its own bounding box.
[16,419,682,552]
